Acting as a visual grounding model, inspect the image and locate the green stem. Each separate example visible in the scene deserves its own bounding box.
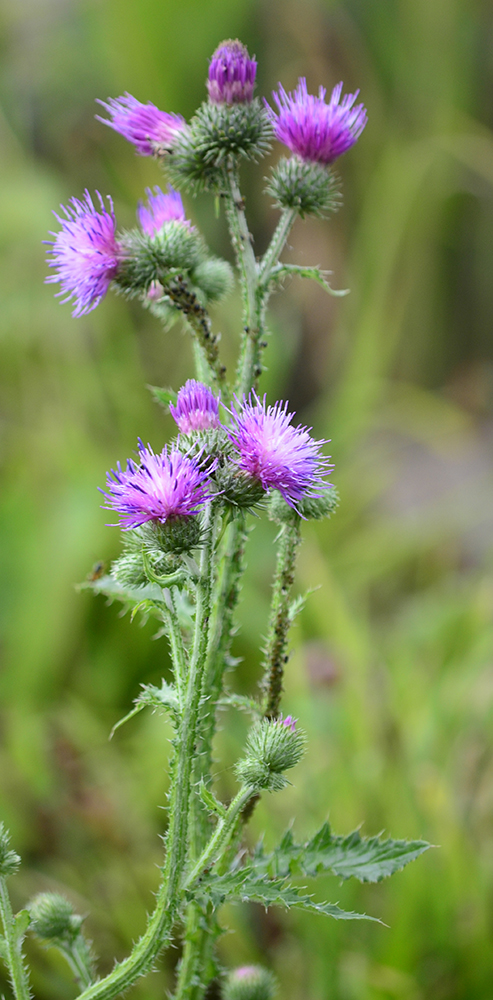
[0,879,31,1000]
[258,208,298,286]
[163,589,188,709]
[161,275,226,389]
[75,508,214,1000]
[58,936,95,990]
[263,519,302,719]
[183,787,253,892]
[174,516,247,1000]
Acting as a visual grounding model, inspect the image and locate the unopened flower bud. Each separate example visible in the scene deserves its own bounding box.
[0,823,20,877]
[29,893,81,941]
[214,463,266,509]
[266,157,342,218]
[223,966,277,1000]
[236,717,306,791]
[116,223,207,294]
[268,486,339,523]
[208,40,257,105]
[191,258,234,303]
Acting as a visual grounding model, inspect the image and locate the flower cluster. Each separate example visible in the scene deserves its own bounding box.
[100,385,332,533]
[45,41,366,316]
[267,78,367,164]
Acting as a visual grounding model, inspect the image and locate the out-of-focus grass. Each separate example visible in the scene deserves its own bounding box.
[1,0,493,997]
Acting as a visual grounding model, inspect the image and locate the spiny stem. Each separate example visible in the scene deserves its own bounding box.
[263,518,302,719]
[58,936,95,990]
[183,787,253,891]
[174,515,248,1000]
[162,275,227,389]
[0,879,31,1000]
[258,208,298,285]
[74,508,214,1000]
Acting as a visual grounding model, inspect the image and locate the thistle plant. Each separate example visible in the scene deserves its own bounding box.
[0,39,431,1000]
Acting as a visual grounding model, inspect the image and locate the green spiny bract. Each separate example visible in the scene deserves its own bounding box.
[222,966,277,1000]
[266,156,342,218]
[268,486,340,523]
[235,718,306,792]
[168,100,273,193]
[0,822,20,877]
[29,892,81,941]
[115,223,208,294]
[191,258,234,303]
[214,462,266,510]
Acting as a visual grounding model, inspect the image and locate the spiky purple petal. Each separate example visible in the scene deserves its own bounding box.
[44,190,120,317]
[101,441,213,529]
[170,380,221,434]
[96,93,186,156]
[137,186,189,237]
[266,78,367,164]
[227,393,333,509]
[207,39,257,104]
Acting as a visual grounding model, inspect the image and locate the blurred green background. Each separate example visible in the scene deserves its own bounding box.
[1,0,493,997]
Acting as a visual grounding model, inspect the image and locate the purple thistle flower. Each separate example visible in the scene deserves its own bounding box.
[207,39,257,104]
[101,440,213,530]
[266,78,367,164]
[227,393,333,510]
[45,190,121,317]
[96,93,186,156]
[137,186,189,237]
[170,380,221,434]
[281,714,297,732]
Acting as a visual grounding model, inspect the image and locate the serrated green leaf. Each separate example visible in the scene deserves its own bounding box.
[218,693,262,718]
[110,680,180,738]
[148,385,178,409]
[190,869,378,923]
[13,910,30,944]
[139,680,180,713]
[77,575,165,618]
[198,780,227,819]
[252,822,431,883]
[0,934,7,963]
[269,264,349,297]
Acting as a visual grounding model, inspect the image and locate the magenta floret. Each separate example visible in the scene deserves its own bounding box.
[96,93,186,156]
[267,78,367,164]
[227,393,333,509]
[170,380,221,434]
[207,39,257,105]
[45,190,121,317]
[137,186,188,237]
[101,441,213,530]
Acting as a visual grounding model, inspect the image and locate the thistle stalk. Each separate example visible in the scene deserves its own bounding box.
[75,507,214,1000]
[0,880,31,1000]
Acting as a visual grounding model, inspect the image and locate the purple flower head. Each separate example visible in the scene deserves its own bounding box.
[170,380,221,435]
[234,967,260,981]
[96,93,186,156]
[137,186,189,237]
[281,714,297,732]
[207,39,257,104]
[101,440,213,530]
[227,393,333,510]
[266,78,367,164]
[45,190,121,317]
